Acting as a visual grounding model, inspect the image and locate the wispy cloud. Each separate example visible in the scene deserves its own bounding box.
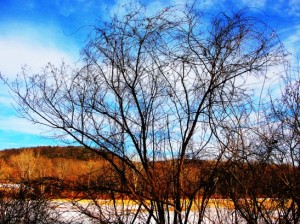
[270,0,300,17]
[0,22,79,78]
[287,0,300,16]
[51,0,102,17]
[282,25,300,59]
[240,0,267,8]
[0,115,49,136]
[0,129,59,149]
[0,20,80,149]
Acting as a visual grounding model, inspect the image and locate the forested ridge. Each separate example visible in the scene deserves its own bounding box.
[0,146,105,185]
[0,146,102,160]
[0,146,298,202]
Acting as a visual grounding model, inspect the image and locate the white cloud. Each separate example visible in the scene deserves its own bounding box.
[0,22,80,141]
[0,22,79,78]
[282,25,300,59]
[270,0,300,17]
[0,85,13,107]
[0,38,74,78]
[288,0,300,16]
[0,115,48,135]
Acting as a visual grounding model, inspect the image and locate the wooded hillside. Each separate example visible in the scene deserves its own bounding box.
[0,146,109,195]
[0,146,298,201]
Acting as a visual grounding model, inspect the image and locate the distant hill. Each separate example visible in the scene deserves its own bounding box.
[0,145,111,190]
[0,146,101,161]
[0,146,295,202]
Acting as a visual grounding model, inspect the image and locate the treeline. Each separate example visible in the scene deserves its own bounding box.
[0,146,298,202]
[0,146,100,160]
[0,146,110,197]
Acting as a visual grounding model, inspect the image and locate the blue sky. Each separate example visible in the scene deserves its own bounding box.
[0,0,299,150]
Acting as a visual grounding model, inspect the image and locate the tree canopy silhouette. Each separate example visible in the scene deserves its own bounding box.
[2,3,287,223]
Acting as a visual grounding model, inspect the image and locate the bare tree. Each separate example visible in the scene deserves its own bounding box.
[263,64,300,223]
[216,63,300,224]
[2,3,286,223]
